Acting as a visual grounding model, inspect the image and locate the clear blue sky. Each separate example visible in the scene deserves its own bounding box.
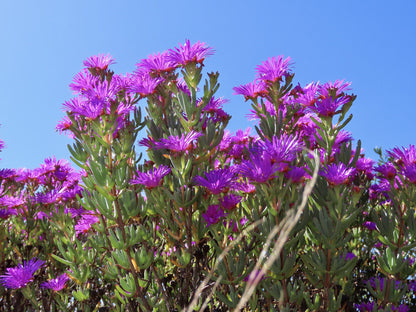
[1,0,415,169]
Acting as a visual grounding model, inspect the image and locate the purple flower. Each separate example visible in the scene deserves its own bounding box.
[83,54,115,70]
[168,39,214,65]
[320,163,355,186]
[403,163,416,184]
[285,166,310,183]
[63,97,103,120]
[408,280,416,292]
[41,273,69,291]
[56,116,73,135]
[0,209,17,219]
[0,258,45,289]
[296,82,319,106]
[355,157,375,178]
[129,74,164,97]
[0,195,25,209]
[202,205,226,226]
[239,153,279,183]
[194,168,236,194]
[318,80,351,98]
[232,181,256,194]
[131,165,171,189]
[311,95,351,117]
[363,221,377,231]
[392,304,410,312]
[354,301,375,312]
[233,81,267,101]
[136,51,177,75]
[255,56,293,82]
[75,213,100,236]
[0,168,16,179]
[375,162,397,180]
[262,134,304,163]
[154,130,203,153]
[341,252,356,261]
[387,145,416,167]
[219,194,242,211]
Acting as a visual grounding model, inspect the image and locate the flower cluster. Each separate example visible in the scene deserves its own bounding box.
[1,40,416,311]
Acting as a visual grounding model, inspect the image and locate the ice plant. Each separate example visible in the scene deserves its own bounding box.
[0,259,45,289]
[153,130,203,153]
[193,168,236,194]
[320,162,355,186]
[2,42,416,311]
[136,51,177,74]
[83,53,115,70]
[168,39,214,65]
[255,55,293,82]
[40,273,69,292]
[238,153,279,183]
[232,81,267,101]
[202,204,227,226]
[131,165,171,189]
[261,134,304,163]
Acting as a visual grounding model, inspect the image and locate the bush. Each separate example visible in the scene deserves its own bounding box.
[0,40,415,311]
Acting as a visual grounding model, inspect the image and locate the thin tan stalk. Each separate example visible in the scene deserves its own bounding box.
[184,219,264,312]
[233,150,319,311]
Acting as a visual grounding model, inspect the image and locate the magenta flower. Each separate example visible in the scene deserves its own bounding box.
[202,205,226,226]
[233,81,267,101]
[83,54,115,70]
[0,195,25,209]
[69,70,99,93]
[136,51,177,75]
[387,145,416,166]
[285,166,310,183]
[63,97,104,120]
[41,273,69,291]
[154,130,203,153]
[0,209,17,219]
[239,153,279,183]
[318,80,351,98]
[341,252,356,261]
[403,163,416,184]
[355,157,375,178]
[129,74,164,97]
[320,163,355,186]
[354,302,375,312]
[262,134,304,163]
[168,39,214,65]
[311,96,350,117]
[392,305,410,312]
[296,82,319,107]
[56,116,73,134]
[131,165,171,189]
[194,168,236,194]
[0,258,45,289]
[375,163,397,180]
[363,221,377,231]
[232,181,256,194]
[255,56,293,82]
[0,168,17,179]
[369,179,391,200]
[219,194,242,211]
[75,213,100,236]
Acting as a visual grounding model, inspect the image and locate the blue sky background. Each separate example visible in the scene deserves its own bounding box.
[0,0,415,169]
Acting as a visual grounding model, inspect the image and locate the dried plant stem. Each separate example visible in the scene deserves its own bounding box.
[233,150,319,311]
[184,219,264,312]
